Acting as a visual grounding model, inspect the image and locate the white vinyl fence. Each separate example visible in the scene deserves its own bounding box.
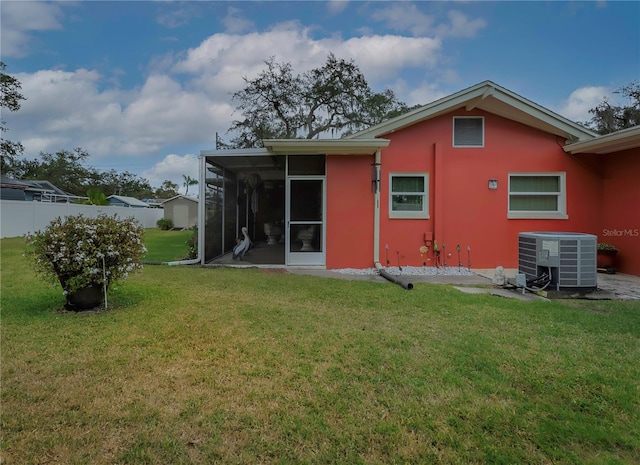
[0,200,164,238]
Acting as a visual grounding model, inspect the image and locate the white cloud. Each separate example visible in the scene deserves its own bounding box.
[156,5,199,29]
[222,6,254,34]
[443,10,487,38]
[174,25,442,89]
[340,35,441,82]
[0,1,66,58]
[141,154,199,193]
[370,3,436,36]
[327,1,349,15]
[5,21,452,183]
[557,86,609,123]
[11,69,120,150]
[405,81,449,107]
[368,4,486,39]
[8,68,232,161]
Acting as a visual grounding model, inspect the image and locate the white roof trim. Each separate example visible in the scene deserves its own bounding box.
[347,80,597,142]
[563,125,640,154]
[107,195,149,207]
[200,147,270,157]
[263,138,390,155]
[162,195,199,204]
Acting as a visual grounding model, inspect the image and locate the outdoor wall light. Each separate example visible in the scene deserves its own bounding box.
[371,162,381,194]
[488,179,498,190]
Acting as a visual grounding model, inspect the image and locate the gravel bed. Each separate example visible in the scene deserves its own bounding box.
[335,266,475,276]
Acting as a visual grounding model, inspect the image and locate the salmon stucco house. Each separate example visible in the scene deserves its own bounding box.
[197,81,640,276]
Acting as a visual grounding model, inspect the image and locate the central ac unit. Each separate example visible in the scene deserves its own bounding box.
[518,232,597,290]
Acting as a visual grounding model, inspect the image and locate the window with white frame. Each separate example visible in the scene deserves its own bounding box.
[508,173,567,219]
[453,116,484,147]
[389,174,429,219]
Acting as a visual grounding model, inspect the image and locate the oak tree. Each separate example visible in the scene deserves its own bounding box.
[228,53,409,148]
[1,61,26,173]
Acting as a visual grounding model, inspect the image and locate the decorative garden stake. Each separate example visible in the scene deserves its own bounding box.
[385,243,390,266]
[467,245,472,271]
[102,255,108,310]
[442,243,447,267]
[433,240,441,268]
[420,245,428,267]
[456,244,462,272]
[396,250,402,271]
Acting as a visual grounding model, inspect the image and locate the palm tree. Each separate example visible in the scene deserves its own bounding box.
[182,174,198,196]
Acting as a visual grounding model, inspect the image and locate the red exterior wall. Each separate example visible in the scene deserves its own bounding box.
[324,109,616,271]
[326,155,375,269]
[600,148,640,275]
[376,110,605,270]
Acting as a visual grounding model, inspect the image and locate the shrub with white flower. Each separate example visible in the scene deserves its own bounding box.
[25,214,147,297]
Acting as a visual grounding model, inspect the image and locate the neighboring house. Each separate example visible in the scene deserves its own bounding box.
[0,176,82,203]
[21,180,70,202]
[0,175,28,201]
[162,195,198,229]
[199,81,640,275]
[107,195,150,208]
[141,198,165,208]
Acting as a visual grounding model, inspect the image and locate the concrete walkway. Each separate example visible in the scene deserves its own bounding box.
[473,268,640,300]
[287,267,640,300]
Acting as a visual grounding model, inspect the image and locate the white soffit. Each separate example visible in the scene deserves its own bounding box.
[347,81,597,142]
[563,125,640,154]
[263,138,390,155]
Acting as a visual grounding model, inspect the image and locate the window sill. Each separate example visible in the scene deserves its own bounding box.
[508,212,568,220]
[389,213,430,219]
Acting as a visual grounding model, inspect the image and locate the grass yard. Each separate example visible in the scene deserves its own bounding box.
[143,228,193,262]
[2,236,639,464]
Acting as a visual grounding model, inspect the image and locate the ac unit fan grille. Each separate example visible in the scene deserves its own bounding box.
[518,233,597,289]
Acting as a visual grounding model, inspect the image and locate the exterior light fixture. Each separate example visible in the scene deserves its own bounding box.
[371,162,381,193]
[488,179,498,190]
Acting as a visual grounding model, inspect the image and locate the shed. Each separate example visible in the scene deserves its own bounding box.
[162,195,198,229]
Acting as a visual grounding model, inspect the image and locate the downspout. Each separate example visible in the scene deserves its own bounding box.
[372,149,413,290]
[434,142,444,247]
[165,155,205,266]
[373,149,382,268]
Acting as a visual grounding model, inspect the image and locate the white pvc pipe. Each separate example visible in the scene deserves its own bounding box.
[165,258,201,266]
[165,156,205,267]
[373,149,381,265]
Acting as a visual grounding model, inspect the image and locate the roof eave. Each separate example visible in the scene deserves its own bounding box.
[347,80,597,142]
[563,126,640,154]
[262,138,390,155]
[200,147,270,157]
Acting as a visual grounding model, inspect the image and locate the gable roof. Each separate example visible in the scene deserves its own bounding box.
[0,175,30,190]
[22,180,69,195]
[107,195,149,207]
[0,177,70,195]
[161,195,198,204]
[563,125,640,154]
[347,80,597,143]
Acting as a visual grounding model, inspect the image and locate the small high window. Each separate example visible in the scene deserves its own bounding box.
[453,117,484,147]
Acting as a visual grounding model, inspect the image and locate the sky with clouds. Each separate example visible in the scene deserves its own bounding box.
[2,1,638,193]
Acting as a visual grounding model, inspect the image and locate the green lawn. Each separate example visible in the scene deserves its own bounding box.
[143,228,193,262]
[2,237,639,464]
